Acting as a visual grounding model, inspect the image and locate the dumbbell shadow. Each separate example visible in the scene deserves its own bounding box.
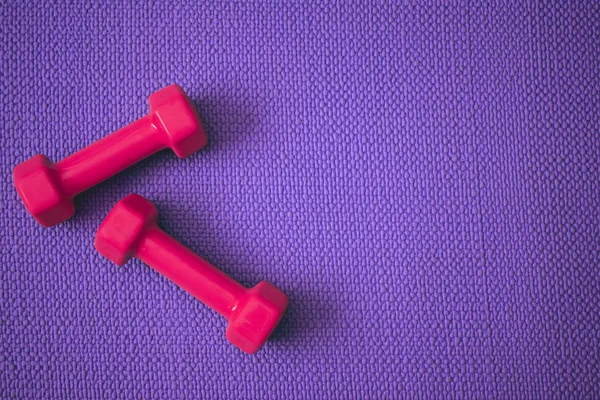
[188,95,259,153]
[268,289,337,343]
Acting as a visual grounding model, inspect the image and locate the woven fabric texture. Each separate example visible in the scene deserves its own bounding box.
[1,1,599,398]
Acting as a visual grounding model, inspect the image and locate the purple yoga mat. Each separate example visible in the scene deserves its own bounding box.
[1,1,599,398]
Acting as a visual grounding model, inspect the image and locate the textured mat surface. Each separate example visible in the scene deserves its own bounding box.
[1,1,599,398]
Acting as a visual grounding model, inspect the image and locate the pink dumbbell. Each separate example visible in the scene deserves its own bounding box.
[13,84,207,227]
[94,194,288,354]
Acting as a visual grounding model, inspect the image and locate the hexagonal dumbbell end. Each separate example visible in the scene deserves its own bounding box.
[226,281,289,354]
[95,194,288,354]
[13,85,207,227]
[148,85,207,158]
[13,155,75,227]
[94,194,158,266]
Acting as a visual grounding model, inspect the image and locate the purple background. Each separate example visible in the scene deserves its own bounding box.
[1,1,599,398]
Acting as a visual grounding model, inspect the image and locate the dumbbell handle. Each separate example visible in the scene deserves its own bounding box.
[56,115,165,196]
[136,226,247,319]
